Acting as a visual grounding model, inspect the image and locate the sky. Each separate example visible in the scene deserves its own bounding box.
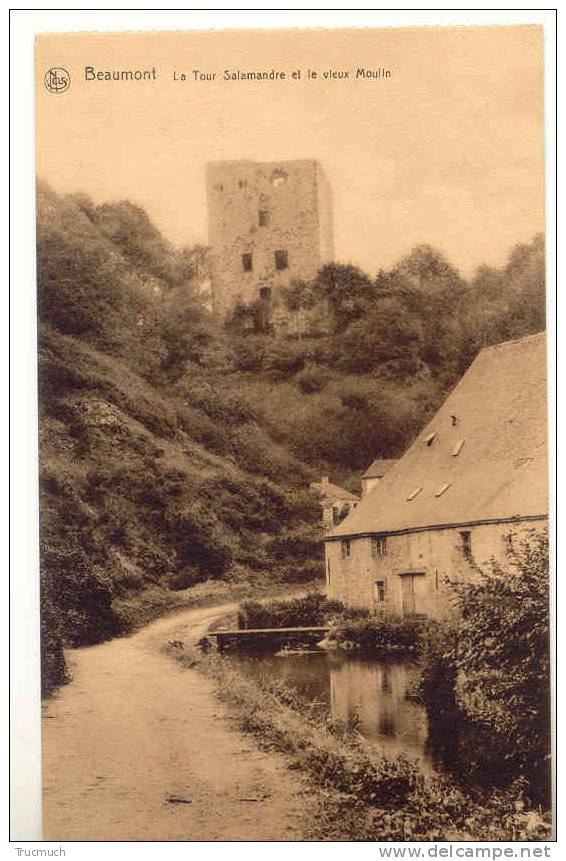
[35,24,544,277]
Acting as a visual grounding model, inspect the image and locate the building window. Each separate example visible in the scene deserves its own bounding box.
[460,530,472,560]
[341,540,351,559]
[259,287,271,301]
[238,179,247,189]
[371,536,387,557]
[242,253,253,272]
[259,209,269,227]
[275,250,288,270]
[374,580,386,603]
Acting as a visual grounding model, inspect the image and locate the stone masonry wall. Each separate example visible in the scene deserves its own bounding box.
[325,520,547,619]
[206,159,334,319]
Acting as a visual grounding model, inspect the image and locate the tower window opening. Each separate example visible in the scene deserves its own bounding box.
[271,169,288,187]
[242,253,253,272]
[259,287,271,301]
[341,540,351,559]
[259,209,269,227]
[275,250,288,270]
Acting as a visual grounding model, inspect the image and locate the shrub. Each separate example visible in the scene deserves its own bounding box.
[263,338,307,373]
[238,592,343,629]
[449,529,550,802]
[327,614,424,653]
[295,362,331,394]
[40,581,69,696]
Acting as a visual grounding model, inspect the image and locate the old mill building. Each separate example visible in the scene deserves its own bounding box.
[324,332,548,619]
[206,159,334,325]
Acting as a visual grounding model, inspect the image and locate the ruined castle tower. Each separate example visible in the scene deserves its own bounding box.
[206,159,334,320]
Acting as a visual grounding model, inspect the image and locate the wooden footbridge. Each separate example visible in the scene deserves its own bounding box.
[203,626,329,653]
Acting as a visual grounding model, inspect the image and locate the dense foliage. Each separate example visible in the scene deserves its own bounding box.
[450,530,550,801]
[226,237,545,483]
[412,531,550,804]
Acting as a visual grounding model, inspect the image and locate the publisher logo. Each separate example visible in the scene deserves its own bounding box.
[44,67,71,94]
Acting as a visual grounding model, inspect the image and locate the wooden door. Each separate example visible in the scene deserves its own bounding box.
[400,574,416,616]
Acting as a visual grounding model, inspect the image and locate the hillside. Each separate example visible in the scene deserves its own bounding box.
[37,181,546,693]
[37,184,322,694]
[214,237,546,487]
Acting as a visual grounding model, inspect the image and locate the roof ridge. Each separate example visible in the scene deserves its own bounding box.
[479,331,546,354]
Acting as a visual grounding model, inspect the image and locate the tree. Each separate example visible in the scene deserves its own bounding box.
[391,244,466,294]
[314,263,375,332]
[334,299,424,374]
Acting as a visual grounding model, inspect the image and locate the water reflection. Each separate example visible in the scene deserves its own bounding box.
[230,652,433,772]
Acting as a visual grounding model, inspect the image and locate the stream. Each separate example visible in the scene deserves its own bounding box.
[229,651,436,773]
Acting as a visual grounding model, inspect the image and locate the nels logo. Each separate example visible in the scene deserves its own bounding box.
[44,67,71,94]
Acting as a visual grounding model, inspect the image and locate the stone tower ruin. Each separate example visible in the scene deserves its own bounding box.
[206,159,334,323]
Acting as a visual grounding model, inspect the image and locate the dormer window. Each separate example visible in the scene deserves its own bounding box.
[435,482,452,498]
[424,432,436,447]
[407,486,423,501]
[452,439,465,457]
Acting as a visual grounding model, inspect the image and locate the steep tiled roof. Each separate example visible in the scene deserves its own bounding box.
[362,458,397,479]
[327,332,548,539]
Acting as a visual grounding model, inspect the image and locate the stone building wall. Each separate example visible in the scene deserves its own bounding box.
[206,159,334,319]
[325,519,547,619]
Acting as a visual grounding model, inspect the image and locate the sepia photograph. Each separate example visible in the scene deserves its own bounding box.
[30,19,551,843]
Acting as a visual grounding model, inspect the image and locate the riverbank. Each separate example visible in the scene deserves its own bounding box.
[183,647,551,841]
[42,601,318,840]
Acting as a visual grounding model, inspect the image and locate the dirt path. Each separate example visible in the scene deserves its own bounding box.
[42,603,315,841]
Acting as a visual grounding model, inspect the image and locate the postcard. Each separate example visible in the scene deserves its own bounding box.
[34,23,550,842]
